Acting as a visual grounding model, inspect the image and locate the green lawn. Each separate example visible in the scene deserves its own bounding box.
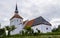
[3,35,60,38]
[1,32,60,38]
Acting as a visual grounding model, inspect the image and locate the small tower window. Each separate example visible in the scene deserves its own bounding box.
[20,20,21,22]
[17,20,18,22]
[19,23,22,25]
[20,22,22,24]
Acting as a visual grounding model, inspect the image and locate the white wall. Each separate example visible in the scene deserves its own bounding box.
[10,18,23,27]
[31,24,52,33]
[10,18,24,35]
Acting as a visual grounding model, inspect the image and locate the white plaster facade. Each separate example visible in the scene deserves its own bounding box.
[32,24,52,33]
[10,18,23,27]
[10,18,24,35]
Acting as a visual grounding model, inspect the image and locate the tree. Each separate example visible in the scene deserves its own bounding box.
[52,28,57,32]
[20,30,25,35]
[57,25,60,32]
[36,28,40,33]
[24,26,34,35]
[10,25,16,31]
[52,25,60,32]
[5,25,16,36]
[0,28,6,37]
[58,25,60,29]
[5,26,11,36]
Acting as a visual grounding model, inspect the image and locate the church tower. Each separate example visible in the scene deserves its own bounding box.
[10,4,23,35]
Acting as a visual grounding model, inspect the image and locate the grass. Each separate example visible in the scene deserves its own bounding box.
[1,32,60,38]
[2,35,60,38]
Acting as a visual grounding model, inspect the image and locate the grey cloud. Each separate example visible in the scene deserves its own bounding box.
[0,0,60,28]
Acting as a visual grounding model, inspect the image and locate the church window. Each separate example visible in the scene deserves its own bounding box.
[46,28,48,30]
[17,20,18,21]
[20,20,21,22]
[19,23,22,25]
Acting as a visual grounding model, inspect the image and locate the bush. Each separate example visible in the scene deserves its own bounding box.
[0,28,6,37]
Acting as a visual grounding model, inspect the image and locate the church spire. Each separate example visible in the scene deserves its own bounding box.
[15,4,18,13]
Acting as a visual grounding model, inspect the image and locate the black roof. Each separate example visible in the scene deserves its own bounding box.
[32,16,51,26]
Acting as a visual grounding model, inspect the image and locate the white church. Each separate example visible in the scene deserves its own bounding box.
[10,4,52,35]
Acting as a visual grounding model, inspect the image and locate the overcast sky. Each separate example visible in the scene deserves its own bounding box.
[0,0,60,28]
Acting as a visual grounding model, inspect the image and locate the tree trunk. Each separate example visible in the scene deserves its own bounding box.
[8,31,10,36]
